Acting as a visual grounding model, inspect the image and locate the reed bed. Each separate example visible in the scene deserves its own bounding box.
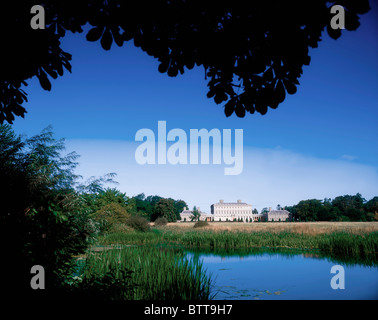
[101,230,322,249]
[80,246,214,300]
[318,231,378,263]
[99,228,378,264]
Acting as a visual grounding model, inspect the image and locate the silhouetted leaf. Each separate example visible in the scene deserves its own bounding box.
[122,30,133,41]
[224,83,235,96]
[134,34,141,47]
[186,59,195,70]
[269,100,279,109]
[235,102,246,118]
[4,110,15,123]
[61,52,72,60]
[255,103,268,115]
[214,92,227,104]
[167,64,178,77]
[111,27,124,47]
[62,59,72,73]
[178,63,185,75]
[101,28,113,50]
[157,58,168,73]
[207,89,215,99]
[327,24,341,40]
[86,26,104,42]
[275,80,285,103]
[56,63,64,76]
[44,66,58,79]
[12,104,26,117]
[224,100,235,117]
[38,69,51,91]
[283,78,297,95]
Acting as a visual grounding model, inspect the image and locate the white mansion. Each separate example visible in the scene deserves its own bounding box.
[180,200,292,222]
[211,199,253,222]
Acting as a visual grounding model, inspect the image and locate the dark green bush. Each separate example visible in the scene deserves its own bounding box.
[126,215,150,232]
[154,216,168,226]
[193,220,209,228]
[91,202,130,232]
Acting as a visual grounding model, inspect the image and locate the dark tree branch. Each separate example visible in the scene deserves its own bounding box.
[0,0,370,123]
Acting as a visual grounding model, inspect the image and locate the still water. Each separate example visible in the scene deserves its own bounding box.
[187,250,378,300]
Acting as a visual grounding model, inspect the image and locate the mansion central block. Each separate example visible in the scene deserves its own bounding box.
[211,199,253,222]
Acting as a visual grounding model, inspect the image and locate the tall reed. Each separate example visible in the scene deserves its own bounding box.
[318,231,378,264]
[100,230,319,249]
[80,246,215,300]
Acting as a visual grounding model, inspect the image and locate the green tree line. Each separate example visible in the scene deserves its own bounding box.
[83,189,188,232]
[285,194,378,222]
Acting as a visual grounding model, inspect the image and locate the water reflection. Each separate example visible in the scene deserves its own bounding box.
[186,246,378,267]
[184,248,378,300]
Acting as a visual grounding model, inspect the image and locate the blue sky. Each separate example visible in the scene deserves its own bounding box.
[12,5,378,212]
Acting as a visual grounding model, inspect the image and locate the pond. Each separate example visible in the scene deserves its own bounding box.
[186,250,378,300]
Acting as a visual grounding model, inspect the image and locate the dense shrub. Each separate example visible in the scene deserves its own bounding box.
[193,220,209,228]
[154,216,168,226]
[126,215,150,232]
[91,202,130,232]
